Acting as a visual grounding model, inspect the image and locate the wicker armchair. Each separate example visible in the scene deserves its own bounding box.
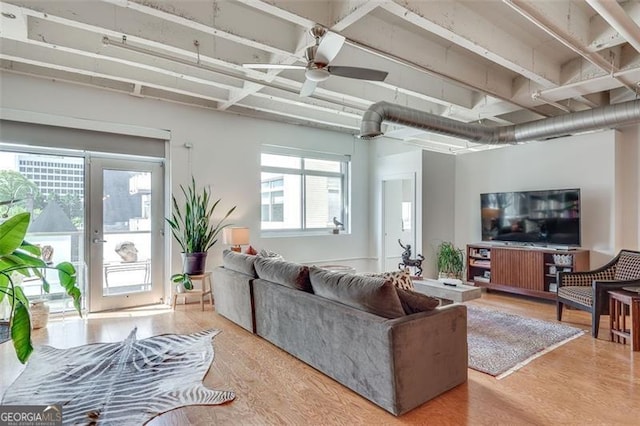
[557,250,640,338]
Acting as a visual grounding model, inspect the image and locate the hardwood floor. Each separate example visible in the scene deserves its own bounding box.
[1,291,638,425]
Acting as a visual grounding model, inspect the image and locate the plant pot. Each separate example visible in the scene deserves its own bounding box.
[182,252,207,275]
[30,299,50,329]
[439,271,462,280]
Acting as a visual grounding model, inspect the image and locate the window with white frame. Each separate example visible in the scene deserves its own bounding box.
[260,148,349,233]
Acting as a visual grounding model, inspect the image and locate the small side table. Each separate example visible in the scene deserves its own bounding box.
[608,289,640,351]
[172,272,213,311]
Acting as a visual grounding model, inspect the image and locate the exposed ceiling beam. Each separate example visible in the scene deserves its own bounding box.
[99,0,314,112]
[504,0,640,96]
[109,16,472,116]
[0,53,228,104]
[588,1,640,52]
[0,3,378,114]
[538,66,640,101]
[382,0,560,87]
[340,17,550,116]
[235,0,550,116]
[218,0,384,110]
[92,0,456,116]
[216,34,307,111]
[233,0,315,28]
[232,99,360,131]
[586,0,640,55]
[100,0,297,58]
[1,33,371,131]
[252,88,364,119]
[7,1,461,121]
[330,0,381,32]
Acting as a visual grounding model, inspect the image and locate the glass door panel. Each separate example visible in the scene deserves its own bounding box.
[101,169,152,296]
[0,149,87,315]
[89,157,163,312]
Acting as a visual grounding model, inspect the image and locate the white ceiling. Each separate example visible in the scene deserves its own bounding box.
[1,0,639,154]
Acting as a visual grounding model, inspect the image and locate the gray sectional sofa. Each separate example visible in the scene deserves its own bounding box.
[212,250,468,416]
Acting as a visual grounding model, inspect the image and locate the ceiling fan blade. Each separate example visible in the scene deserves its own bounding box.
[242,64,305,70]
[327,66,388,81]
[300,79,317,97]
[315,32,345,64]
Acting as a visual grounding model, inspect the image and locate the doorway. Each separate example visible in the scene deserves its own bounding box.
[381,175,416,272]
[88,156,164,312]
[0,146,166,313]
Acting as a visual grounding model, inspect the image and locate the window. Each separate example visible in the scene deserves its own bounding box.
[261,178,284,222]
[261,149,349,233]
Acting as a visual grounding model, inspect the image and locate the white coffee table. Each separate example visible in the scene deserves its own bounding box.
[412,279,482,304]
[317,264,357,274]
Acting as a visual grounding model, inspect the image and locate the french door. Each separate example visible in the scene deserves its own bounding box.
[88,156,164,312]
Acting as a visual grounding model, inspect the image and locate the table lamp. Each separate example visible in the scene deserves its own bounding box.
[223,227,250,252]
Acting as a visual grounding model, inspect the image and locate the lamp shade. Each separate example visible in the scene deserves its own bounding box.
[223,227,250,246]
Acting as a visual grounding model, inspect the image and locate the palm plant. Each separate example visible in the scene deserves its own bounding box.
[436,241,464,279]
[166,177,235,289]
[0,212,81,363]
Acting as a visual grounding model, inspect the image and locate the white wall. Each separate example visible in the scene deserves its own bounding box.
[421,150,456,278]
[454,130,619,268]
[616,123,639,250]
[371,148,422,273]
[0,72,373,282]
[369,144,456,278]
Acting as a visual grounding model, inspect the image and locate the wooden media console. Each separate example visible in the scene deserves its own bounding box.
[466,243,589,300]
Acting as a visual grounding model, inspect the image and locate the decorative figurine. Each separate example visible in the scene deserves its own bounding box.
[332,216,344,234]
[398,239,425,277]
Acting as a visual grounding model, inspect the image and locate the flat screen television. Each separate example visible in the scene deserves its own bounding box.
[481,189,581,247]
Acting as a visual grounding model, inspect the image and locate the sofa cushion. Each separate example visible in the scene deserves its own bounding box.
[309,267,406,319]
[364,269,414,290]
[614,252,640,281]
[396,288,440,314]
[254,257,312,292]
[222,249,257,277]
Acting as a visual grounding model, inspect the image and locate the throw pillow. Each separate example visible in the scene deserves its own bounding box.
[396,288,440,314]
[245,245,258,255]
[364,268,414,290]
[309,267,406,319]
[254,257,312,292]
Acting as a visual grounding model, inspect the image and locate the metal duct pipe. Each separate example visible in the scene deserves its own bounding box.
[358,99,640,143]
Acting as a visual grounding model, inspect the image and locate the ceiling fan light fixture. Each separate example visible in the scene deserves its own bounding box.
[305,68,330,82]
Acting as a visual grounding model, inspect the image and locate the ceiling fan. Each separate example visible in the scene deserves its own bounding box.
[242,25,388,97]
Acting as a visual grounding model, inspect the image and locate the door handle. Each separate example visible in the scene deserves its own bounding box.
[92,238,107,243]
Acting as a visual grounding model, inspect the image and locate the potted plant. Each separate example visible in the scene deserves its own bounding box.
[166,177,235,290]
[436,241,464,280]
[0,212,81,363]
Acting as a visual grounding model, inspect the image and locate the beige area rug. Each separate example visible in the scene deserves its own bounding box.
[467,305,584,379]
[2,328,235,424]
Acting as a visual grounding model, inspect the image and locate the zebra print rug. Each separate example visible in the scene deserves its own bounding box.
[2,328,235,424]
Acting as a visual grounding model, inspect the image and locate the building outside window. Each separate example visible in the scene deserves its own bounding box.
[260,148,349,233]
